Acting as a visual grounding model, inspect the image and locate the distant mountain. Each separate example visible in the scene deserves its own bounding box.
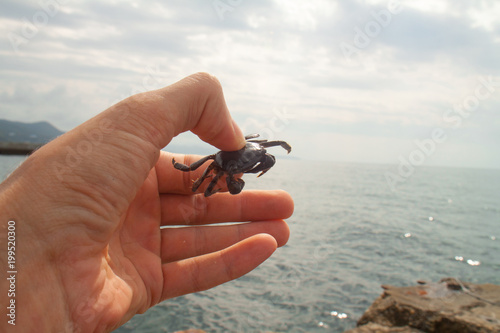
[0,119,64,143]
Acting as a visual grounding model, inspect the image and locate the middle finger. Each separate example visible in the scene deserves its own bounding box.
[160,190,294,226]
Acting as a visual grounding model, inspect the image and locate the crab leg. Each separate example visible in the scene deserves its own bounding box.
[172,154,216,171]
[257,168,271,178]
[259,141,292,154]
[245,133,260,140]
[205,169,225,197]
[192,163,215,192]
[247,139,268,144]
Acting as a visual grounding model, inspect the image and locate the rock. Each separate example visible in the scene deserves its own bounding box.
[351,278,500,333]
[344,323,425,333]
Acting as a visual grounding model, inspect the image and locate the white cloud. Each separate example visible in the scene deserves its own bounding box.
[0,0,499,168]
[272,0,337,31]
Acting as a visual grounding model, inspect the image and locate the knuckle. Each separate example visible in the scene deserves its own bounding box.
[188,72,224,102]
[190,72,222,89]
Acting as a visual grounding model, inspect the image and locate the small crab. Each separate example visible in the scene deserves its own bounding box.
[172,134,291,197]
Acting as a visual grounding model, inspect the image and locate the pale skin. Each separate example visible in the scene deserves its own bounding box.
[0,73,293,332]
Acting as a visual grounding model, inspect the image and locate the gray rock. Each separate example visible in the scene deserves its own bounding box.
[350,278,500,333]
[344,323,425,333]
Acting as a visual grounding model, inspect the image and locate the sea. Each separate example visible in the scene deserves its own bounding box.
[1,156,499,332]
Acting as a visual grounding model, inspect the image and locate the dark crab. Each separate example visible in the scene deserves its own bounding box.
[172,134,291,197]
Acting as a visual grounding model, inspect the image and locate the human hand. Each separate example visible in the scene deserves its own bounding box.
[0,73,293,332]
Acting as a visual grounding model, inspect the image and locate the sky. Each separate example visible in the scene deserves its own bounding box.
[1,0,499,169]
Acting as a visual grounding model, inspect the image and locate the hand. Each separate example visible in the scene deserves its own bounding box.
[0,73,293,332]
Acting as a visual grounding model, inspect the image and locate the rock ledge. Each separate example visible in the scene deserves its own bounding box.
[346,278,500,333]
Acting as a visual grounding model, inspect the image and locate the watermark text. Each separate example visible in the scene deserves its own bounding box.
[6,220,17,326]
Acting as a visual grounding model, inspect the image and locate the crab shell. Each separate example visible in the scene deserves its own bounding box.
[215,142,276,175]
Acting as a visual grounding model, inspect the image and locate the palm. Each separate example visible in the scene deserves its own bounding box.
[108,167,164,318]
[59,167,164,331]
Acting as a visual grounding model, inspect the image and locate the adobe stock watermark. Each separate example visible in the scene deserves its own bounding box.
[236,301,277,332]
[53,64,166,182]
[242,106,295,141]
[55,251,145,333]
[212,0,244,20]
[6,221,17,326]
[113,64,169,104]
[385,75,500,191]
[51,108,130,182]
[339,0,403,66]
[70,277,136,333]
[7,0,68,54]
[177,195,209,225]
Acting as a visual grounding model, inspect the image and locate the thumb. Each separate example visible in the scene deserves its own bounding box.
[7,72,245,226]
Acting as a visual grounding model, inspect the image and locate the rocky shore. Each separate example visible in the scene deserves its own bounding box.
[346,278,500,333]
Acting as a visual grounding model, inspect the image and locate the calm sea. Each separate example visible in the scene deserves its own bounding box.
[1,156,499,332]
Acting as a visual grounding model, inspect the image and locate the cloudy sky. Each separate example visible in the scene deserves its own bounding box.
[1,0,499,168]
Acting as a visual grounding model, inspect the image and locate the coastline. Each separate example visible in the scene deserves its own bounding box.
[0,142,42,155]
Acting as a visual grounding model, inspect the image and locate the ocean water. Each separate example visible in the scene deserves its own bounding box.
[1,156,499,332]
[0,156,26,181]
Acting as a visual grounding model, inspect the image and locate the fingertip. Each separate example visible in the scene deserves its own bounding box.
[272,220,290,247]
[274,190,295,219]
[231,119,247,150]
[200,118,246,152]
[256,232,278,248]
[220,233,277,280]
[244,233,278,259]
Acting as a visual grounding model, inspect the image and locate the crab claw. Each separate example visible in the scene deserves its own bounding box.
[257,169,271,178]
[227,176,245,194]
